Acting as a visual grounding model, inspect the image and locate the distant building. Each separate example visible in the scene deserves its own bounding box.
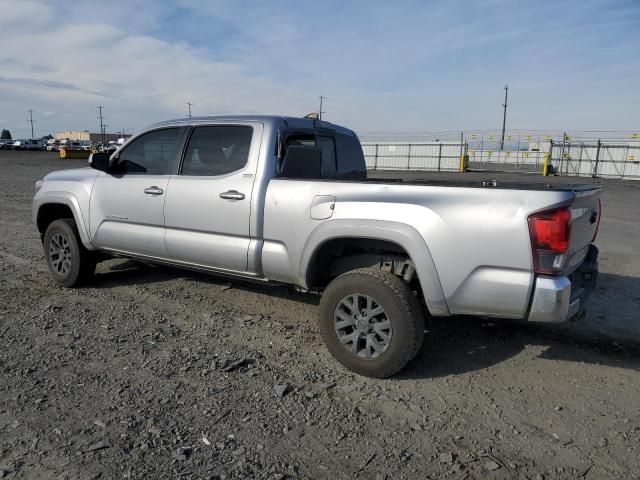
[54,131,131,142]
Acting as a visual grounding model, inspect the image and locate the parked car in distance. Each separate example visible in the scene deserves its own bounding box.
[12,139,44,150]
[32,115,602,377]
[46,139,60,151]
[57,139,86,151]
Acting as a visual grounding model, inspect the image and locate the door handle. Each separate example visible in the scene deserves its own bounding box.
[143,186,164,195]
[219,190,245,201]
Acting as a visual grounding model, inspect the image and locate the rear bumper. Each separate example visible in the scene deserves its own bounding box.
[527,245,598,323]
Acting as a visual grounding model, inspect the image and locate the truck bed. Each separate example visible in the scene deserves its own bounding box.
[366,169,603,192]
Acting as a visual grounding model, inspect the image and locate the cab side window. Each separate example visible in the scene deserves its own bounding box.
[317,136,337,177]
[285,133,337,177]
[181,126,253,176]
[113,128,181,175]
[335,133,366,178]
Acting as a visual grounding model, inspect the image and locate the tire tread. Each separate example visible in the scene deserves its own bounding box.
[43,218,95,287]
[319,267,425,378]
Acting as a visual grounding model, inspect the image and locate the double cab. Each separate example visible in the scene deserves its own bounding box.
[33,116,601,377]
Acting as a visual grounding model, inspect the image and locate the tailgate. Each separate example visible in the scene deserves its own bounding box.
[566,188,602,273]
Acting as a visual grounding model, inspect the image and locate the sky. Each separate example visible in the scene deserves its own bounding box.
[0,0,639,139]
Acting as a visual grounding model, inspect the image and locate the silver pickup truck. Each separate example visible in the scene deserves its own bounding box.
[33,115,601,377]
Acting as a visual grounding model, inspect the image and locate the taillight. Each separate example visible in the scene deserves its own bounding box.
[528,207,571,275]
[592,198,602,242]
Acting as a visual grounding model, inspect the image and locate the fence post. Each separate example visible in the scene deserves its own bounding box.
[593,139,601,178]
[577,142,583,176]
[374,143,378,170]
[459,132,466,172]
[543,153,549,176]
[437,142,443,172]
[543,139,553,176]
[560,132,566,175]
[407,143,412,170]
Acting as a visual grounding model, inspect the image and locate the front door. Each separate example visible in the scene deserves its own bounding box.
[89,127,184,257]
[163,123,261,272]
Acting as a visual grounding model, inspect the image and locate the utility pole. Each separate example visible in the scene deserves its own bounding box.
[500,85,508,151]
[28,109,35,138]
[318,96,325,120]
[97,106,105,143]
[186,101,193,118]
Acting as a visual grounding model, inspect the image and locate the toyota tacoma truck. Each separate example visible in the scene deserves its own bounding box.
[33,115,601,377]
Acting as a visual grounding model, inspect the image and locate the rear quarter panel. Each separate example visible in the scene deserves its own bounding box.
[262,179,574,318]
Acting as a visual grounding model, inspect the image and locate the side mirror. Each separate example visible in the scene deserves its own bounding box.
[88,152,110,172]
[279,145,322,179]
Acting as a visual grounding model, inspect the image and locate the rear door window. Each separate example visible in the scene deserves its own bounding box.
[181,126,253,176]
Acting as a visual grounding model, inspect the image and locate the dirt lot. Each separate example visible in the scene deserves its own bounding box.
[1,151,639,479]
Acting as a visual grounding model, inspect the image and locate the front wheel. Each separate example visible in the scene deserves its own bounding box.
[318,268,425,378]
[43,219,95,287]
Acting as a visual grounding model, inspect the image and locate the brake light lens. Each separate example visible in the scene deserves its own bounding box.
[528,207,571,275]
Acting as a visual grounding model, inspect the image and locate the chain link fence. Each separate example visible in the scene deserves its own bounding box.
[360,130,640,180]
[361,142,464,172]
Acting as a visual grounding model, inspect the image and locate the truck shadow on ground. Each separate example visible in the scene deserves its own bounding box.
[401,272,640,380]
[94,262,640,378]
[93,259,321,305]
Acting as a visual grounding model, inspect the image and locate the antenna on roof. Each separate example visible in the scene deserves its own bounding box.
[304,96,326,121]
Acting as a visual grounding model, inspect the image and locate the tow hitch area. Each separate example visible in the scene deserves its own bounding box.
[569,245,599,321]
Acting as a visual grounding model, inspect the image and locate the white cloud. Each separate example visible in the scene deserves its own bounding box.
[0,0,638,136]
[0,1,309,134]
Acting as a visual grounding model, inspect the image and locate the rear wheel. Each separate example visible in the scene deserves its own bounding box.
[318,268,425,378]
[43,219,95,287]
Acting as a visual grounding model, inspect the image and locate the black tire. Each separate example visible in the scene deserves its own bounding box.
[43,218,95,287]
[318,268,425,378]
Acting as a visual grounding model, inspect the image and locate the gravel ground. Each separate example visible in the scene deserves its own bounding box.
[1,151,639,480]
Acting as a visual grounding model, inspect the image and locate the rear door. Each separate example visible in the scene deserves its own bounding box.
[89,127,185,257]
[163,122,262,272]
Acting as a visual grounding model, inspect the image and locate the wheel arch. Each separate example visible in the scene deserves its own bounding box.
[300,220,449,316]
[34,194,94,250]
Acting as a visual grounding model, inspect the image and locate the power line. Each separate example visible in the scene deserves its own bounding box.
[186,101,193,118]
[28,109,35,138]
[318,96,325,120]
[97,106,105,143]
[500,85,508,151]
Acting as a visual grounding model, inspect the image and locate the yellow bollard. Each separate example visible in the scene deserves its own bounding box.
[459,154,467,172]
[543,153,550,176]
[59,148,91,159]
